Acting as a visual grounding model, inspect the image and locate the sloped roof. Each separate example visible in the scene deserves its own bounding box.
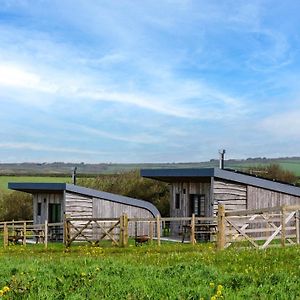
[141,167,300,197]
[8,182,160,217]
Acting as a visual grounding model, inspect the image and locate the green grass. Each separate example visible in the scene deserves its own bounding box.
[0,176,71,192]
[0,242,299,299]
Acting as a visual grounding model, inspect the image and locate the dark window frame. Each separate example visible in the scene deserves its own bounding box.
[37,202,42,216]
[175,193,180,209]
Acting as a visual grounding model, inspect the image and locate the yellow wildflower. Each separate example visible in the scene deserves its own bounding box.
[209,282,215,288]
[0,290,4,297]
[211,296,216,300]
[217,285,223,291]
[2,286,10,292]
[217,290,222,296]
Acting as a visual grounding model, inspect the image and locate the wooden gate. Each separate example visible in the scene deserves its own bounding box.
[217,205,300,249]
[64,215,128,247]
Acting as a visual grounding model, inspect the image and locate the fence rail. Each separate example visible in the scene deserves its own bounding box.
[1,204,299,250]
[217,204,300,250]
[0,220,63,248]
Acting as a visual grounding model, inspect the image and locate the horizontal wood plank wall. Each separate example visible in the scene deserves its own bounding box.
[213,180,247,215]
[247,186,300,209]
[65,192,94,240]
[65,192,93,218]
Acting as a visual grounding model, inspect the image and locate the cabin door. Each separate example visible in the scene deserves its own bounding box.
[190,194,206,217]
[48,203,61,223]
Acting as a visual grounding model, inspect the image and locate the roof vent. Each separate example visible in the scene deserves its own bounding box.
[218,149,226,169]
[72,167,77,185]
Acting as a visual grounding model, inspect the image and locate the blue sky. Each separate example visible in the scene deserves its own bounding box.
[0,0,300,163]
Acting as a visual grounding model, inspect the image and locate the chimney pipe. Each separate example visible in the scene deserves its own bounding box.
[72,167,77,185]
[219,149,226,169]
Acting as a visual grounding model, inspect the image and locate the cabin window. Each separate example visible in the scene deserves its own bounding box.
[48,203,61,223]
[175,193,180,209]
[37,203,42,216]
[190,194,206,217]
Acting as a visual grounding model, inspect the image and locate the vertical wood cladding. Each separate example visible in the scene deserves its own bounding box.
[33,192,63,224]
[170,181,211,217]
[247,186,300,209]
[213,180,247,215]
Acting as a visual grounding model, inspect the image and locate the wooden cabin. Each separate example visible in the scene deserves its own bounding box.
[8,182,160,240]
[141,168,300,218]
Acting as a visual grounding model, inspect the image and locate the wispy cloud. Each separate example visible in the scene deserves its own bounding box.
[0,142,107,156]
[0,1,299,162]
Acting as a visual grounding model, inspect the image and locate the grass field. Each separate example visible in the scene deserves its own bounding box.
[0,176,71,191]
[0,242,299,299]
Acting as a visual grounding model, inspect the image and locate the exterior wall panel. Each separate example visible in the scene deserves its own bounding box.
[213,180,247,215]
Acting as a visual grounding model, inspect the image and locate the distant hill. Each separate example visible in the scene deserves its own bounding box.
[1,156,300,176]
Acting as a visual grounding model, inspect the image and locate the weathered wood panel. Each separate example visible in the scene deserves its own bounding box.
[169,181,211,237]
[92,198,153,236]
[33,193,63,225]
[213,180,247,215]
[170,181,211,218]
[247,186,300,209]
[65,192,93,219]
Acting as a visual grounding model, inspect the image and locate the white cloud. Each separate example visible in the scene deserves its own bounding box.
[0,142,106,155]
[260,110,300,138]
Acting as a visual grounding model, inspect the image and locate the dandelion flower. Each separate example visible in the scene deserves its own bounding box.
[211,296,216,300]
[2,286,10,292]
[209,282,215,288]
[217,285,223,291]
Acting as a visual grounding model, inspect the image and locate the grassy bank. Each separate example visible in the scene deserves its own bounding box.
[0,243,299,299]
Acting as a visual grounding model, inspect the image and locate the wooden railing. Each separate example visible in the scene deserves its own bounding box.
[1,204,299,250]
[0,220,63,248]
[64,215,217,247]
[216,204,300,250]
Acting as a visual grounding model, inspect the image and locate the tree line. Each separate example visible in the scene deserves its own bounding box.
[0,164,299,221]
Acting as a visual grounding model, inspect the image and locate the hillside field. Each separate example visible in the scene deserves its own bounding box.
[0,242,299,299]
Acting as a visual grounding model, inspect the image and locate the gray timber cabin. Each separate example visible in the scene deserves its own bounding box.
[8,182,160,233]
[141,168,300,218]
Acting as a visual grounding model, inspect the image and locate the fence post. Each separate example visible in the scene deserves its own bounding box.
[217,204,225,250]
[64,220,71,247]
[296,210,300,245]
[119,214,128,247]
[281,206,286,247]
[190,214,196,245]
[3,222,8,248]
[23,222,26,246]
[44,220,48,249]
[156,215,161,246]
[149,221,153,244]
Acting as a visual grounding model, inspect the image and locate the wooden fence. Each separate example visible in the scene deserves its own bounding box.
[0,220,63,249]
[1,204,299,250]
[64,215,217,247]
[216,204,300,250]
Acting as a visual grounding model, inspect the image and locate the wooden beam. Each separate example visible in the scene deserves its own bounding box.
[23,222,26,246]
[44,220,48,249]
[217,205,225,250]
[3,223,8,248]
[190,214,196,245]
[156,215,161,246]
[296,210,300,245]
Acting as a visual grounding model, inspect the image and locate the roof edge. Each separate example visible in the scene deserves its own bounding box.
[8,182,160,217]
